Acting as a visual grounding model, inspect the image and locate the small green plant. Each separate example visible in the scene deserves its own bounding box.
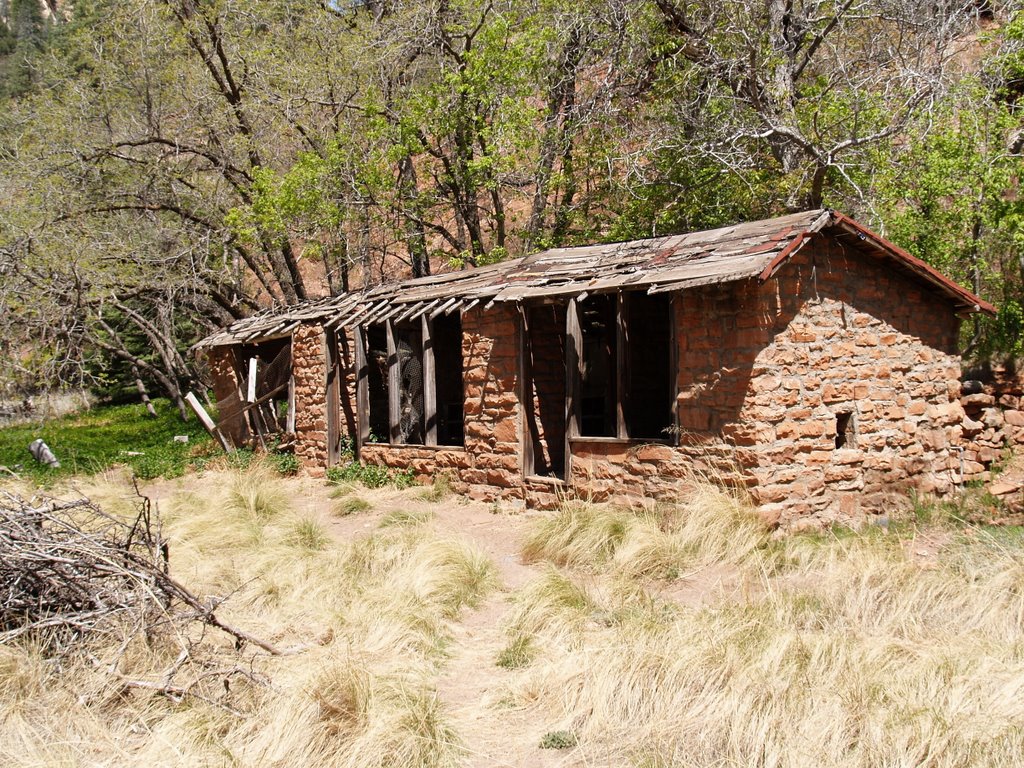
[391,467,417,489]
[325,464,347,485]
[326,460,395,489]
[268,451,300,476]
[496,634,534,669]
[335,496,371,516]
[360,464,391,488]
[539,730,576,750]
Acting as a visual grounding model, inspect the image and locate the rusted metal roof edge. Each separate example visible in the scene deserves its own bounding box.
[756,210,832,282]
[828,211,996,316]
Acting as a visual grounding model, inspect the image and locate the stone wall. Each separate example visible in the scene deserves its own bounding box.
[207,346,240,403]
[961,367,1024,482]
[567,237,964,526]
[292,323,328,474]
[277,234,969,526]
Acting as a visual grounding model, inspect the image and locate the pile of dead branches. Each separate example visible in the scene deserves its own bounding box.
[0,489,280,656]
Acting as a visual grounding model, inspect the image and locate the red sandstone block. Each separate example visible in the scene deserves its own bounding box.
[825,465,861,482]
[1004,410,1024,427]
[633,444,676,462]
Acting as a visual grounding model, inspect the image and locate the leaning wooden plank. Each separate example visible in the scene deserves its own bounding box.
[185,392,233,453]
[286,376,296,434]
[236,382,289,413]
[247,358,258,403]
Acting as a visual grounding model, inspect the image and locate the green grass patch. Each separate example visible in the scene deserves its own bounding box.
[0,399,210,483]
[326,461,417,490]
[495,634,535,669]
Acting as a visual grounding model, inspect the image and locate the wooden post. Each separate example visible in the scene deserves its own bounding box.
[518,304,535,478]
[286,375,296,434]
[565,297,582,482]
[422,313,437,446]
[185,392,233,452]
[616,292,628,439]
[354,326,369,456]
[325,331,341,465]
[386,319,401,444]
[247,357,258,403]
[669,293,680,446]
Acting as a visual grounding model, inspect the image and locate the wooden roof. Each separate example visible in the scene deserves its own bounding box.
[195,209,993,348]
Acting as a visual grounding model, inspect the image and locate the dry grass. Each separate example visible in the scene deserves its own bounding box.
[523,481,768,579]
[0,464,495,768]
[5,462,1024,767]
[505,507,1024,767]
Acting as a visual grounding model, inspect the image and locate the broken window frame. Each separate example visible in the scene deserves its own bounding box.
[216,337,295,450]
[355,313,465,452]
[566,291,677,445]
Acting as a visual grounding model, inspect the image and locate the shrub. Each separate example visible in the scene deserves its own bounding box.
[269,451,300,476]
[539,731,576,750]
[326,461,411,490]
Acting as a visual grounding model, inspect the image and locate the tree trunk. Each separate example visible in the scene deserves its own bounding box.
[398,154,430,277]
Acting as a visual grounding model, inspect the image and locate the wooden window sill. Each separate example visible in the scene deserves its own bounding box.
[525,474,568,487]
[570,436,673,446]
[362,442,467,452]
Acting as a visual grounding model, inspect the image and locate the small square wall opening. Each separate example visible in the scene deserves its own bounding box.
[835,411,855,449]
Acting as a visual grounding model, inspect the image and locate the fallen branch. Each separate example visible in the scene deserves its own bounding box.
[0,490,281,656]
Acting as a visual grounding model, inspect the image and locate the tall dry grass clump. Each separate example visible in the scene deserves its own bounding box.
[523,480,768,579]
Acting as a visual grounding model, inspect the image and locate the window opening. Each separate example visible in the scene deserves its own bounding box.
[624,292,673,439]
[835,411,855,449]
[579,294,617,437]
[523,304,567,477]
[360,314,463,448]
[433,313,465,446]
[394,321,425,445]
[575,292,673,440]
[365,325,388,442]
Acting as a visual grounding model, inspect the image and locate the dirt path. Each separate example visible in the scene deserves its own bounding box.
[307,483,567,767]
[428,503,568,768]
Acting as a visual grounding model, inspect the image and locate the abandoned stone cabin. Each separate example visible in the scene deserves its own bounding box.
[197,209,995,526]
